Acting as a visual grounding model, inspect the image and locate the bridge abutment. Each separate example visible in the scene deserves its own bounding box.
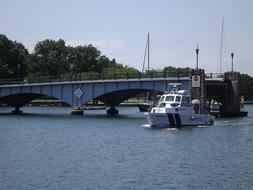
[190,70,247,117]
[220,72,247,117]
[189,69,206,113]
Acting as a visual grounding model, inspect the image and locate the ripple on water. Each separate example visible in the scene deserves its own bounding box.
[0,106,253,189]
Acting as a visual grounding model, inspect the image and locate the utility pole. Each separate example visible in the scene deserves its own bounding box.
[231,52,234,72]
[196,44,199,69]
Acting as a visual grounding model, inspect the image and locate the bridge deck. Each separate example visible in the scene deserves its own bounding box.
[0,77,190,87]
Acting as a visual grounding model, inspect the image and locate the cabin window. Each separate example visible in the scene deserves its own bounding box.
[160,96,165,102]
[182,96,191,105]
[175,96,181,102]
[165,96,174,102]
[159,102,166,107]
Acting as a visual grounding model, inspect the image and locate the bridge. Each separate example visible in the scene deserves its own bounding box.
[0,70,246,116]
[0,72,190,114]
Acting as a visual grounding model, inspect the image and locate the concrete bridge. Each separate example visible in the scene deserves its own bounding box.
[0,70,245,116]
[0,74,190,114]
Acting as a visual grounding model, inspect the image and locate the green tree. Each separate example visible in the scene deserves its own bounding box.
[30,39,70,77]
[69,44,101,73]
[239,73,253,100]
[163,66,191,76]
[103,63,139,78]
[96,55,111,72]
[0,34,29,78]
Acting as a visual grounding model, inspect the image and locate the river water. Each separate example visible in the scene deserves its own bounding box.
[0,105,253,190]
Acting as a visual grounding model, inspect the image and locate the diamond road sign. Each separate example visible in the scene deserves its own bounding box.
[74,88,83,98]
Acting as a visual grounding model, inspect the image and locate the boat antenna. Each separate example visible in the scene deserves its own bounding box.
[218,17,224,74]
[142,33,150,73]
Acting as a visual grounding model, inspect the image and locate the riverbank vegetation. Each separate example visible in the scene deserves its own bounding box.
[0,34,253,100]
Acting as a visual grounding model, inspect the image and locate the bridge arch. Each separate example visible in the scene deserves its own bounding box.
[93,88,162,106]
[0,89,160,109]
[0,93,71,108]
[79,79,189,106]
[0,78,190,109]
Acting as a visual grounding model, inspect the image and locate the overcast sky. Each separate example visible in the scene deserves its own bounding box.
[1,0,253,76]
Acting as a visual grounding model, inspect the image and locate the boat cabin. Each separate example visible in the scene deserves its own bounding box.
[158,90,192,108]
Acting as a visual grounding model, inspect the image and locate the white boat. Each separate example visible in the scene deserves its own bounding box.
[210,99,221,117]
[145,89,214,128]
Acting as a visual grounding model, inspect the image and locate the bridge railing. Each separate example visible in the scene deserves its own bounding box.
[205,73,224,79]
[0,71,224,85]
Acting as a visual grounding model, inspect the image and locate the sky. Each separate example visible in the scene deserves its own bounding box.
[1,0,253,76]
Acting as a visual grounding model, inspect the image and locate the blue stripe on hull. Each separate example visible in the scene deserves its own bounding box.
[167,113,175,126]
[174,113,182,127]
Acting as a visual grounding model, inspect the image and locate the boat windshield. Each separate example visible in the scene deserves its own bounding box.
[165,96,175,102]
[160,96,165,102]
[181,96,191,105]
[175,96,181,102]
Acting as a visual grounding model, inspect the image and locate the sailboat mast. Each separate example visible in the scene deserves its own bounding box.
[142,33,150,73]
[219,18,224,74]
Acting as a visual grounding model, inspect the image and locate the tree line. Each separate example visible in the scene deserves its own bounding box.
[0,34,253,100]
[0,34,137,79]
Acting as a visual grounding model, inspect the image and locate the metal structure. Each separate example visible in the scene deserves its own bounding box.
[142,33,150,73]
[231,52,234,72]
[0,74,190,112]
[196,44,199,69]
[0,70,245,116]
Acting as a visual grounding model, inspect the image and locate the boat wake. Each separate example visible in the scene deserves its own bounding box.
[197,125,209,128]
[168,128,180,131]
[142,124,151,128]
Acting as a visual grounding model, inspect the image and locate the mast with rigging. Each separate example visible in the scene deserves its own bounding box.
[218,18,224,74]
[142,33,150,73]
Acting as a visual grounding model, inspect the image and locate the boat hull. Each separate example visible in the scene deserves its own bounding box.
[145,112,214,128]
[138,103,152,112]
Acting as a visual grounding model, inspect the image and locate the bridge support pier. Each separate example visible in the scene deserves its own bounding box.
[11,107,23,114]
[190,69,206,113]
[107,107,119,115]
[220,72,248,117]
[71,106,84,115]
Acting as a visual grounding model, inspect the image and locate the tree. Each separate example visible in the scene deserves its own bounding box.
[163,66,191,76]
[103,63,139,78]
[96,55,111,72]
[69,44,101,73]
[0,34,29,78]
[30,39,70,77]
[239,73,253,100]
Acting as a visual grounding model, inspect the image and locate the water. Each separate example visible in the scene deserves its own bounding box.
[1,105,253,190]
